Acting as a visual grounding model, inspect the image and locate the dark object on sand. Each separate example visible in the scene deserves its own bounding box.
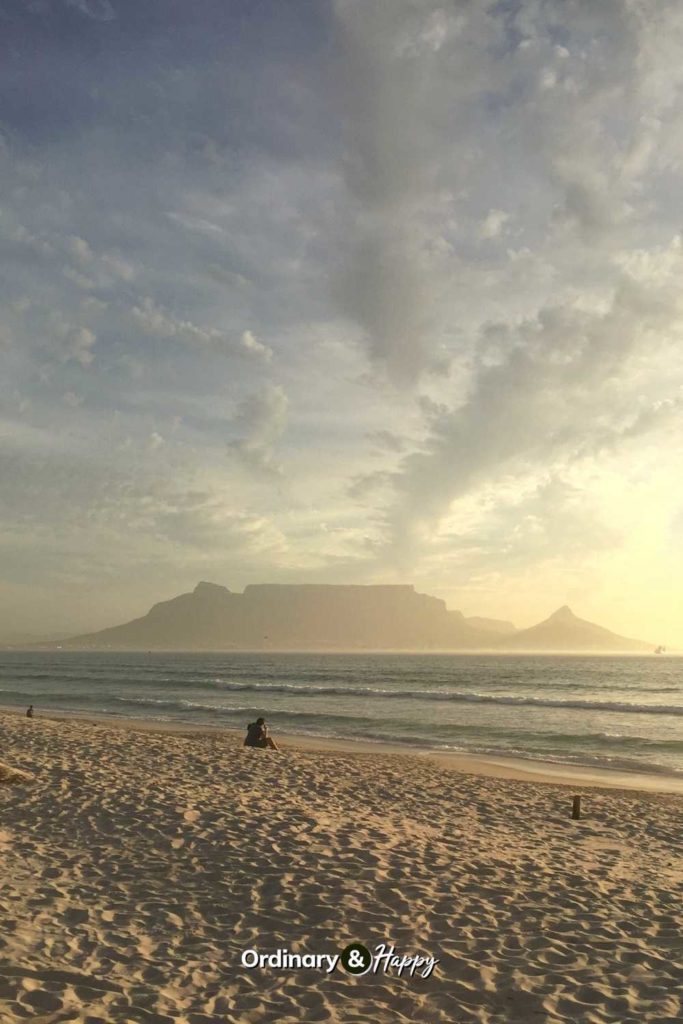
[572,795,581,820]
[244,717,279,750]
[26,705,34,719]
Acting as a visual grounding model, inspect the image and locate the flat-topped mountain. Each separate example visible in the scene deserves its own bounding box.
[63,582,489,650]
[58,584,653,652]
[505,605,650,652]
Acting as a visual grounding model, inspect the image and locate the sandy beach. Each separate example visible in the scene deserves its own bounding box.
[0,712,681,1023]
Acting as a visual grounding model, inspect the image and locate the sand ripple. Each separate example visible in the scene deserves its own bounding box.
[0,714,681,1022]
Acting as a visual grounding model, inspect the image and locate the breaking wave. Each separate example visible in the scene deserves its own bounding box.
[199,680,683,716]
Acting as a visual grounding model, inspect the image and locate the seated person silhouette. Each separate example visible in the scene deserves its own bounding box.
[244,717,279,750]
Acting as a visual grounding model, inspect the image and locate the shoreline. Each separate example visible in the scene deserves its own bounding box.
[5,645,680,654]
[2,703,682,794]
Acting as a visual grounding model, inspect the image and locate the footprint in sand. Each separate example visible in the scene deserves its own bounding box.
[20,988,64,1013]
[63,907,89,925]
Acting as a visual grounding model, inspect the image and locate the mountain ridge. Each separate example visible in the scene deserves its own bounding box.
[505,605,651,651]
[51,583,653,652]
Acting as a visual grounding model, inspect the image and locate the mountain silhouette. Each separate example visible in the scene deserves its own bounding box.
[504,606,650,651]
[57,585,651,652]
[62,582,488,650]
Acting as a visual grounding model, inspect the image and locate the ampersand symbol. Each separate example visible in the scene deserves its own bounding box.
[340,942,372,975]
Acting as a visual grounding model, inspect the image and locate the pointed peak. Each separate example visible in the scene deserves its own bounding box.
[549,605,575,620]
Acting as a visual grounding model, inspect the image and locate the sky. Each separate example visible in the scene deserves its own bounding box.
[2,0,683,644]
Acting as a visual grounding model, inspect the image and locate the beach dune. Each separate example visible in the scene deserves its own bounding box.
[0,712,681,1023]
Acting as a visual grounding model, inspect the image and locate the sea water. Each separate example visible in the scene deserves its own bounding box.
[0,651,681,778]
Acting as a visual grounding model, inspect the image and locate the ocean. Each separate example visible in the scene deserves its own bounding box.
[0,651,681,779]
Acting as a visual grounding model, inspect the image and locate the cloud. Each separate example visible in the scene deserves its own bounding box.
[382,242,683,561]
[0,437,294,633]
[65,236,93,263]
[479,209,510,240]
[367,429,407,454]
[332,0,457,386]
[240,329,272,362]
[65,0,115,22]
[60,326,96,366]
[147,431,164,451]
[228,384,289,474]
[330,0,669,382]
[4,0,683,643]
[130,299,273,362]
[441,475,621,571]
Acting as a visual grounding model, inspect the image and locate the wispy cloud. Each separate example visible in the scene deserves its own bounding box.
[2,0,683,642]
[65,0,116,22]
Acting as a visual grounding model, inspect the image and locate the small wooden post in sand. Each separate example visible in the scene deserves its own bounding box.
[572,795,581,820]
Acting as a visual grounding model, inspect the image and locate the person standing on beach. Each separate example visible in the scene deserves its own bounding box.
[244,717,279,750]
[26,705,34,718]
